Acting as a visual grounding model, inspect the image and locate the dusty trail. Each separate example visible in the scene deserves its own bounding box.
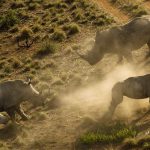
[21,1,147,150]
[7,1,150,150]
[94,0,130,23]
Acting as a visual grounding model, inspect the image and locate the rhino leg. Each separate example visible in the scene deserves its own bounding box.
[147,41,150,51]
[15,105,30,121]
[146,41,150,57]
[6,107,16,122]
[103,82,123,120]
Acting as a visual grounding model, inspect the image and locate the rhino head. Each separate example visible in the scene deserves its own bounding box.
[23,79,45,107]
[77,30,105,65]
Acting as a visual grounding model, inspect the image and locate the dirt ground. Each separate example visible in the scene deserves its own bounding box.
[0,0,150,150]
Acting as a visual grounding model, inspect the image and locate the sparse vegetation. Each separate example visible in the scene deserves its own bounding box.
[32,24,42,33]
[79,123,137,145]
[10,1,25,9]
[16,27,33,48]
[36,41,58,57]
[28,2,39,10]
[122,136,150,149]
[64,23,80,35]
[12,58,22,69]
[1,0,149,150]
[122,4,147,17]
[3,64,12,74]
[51,29,66,42]
[110,0,148,17]
[0,10,19,30]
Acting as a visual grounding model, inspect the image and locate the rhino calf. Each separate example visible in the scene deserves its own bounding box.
[0,79,44,123]
[104,74,150,119]
[78,15,150,65]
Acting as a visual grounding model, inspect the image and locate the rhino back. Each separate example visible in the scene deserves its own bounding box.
[123,16,150,31]
[123,74,150,99]
[0,80,25,109]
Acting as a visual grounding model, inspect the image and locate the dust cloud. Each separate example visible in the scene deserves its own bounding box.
[60,63,149,121]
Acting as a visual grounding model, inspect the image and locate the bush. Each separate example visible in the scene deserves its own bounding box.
[65,23,80,35]
[32,24,41,33]
[28,2,38,10]
[36,41,58,57]
[51,29,66,42]
[12,58,22,69]
[80,123,137,145]
[0,0,5,7]
[0,10,19,30]
[122,4,147,17]
[10,1,25,9]
[16,27,33,47]
[18,27,32,37]
[9,25,19,33]
[3,64,12,74]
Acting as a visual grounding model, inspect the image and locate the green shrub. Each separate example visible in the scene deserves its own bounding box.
[23,65,31,72]
[0,0,5,7]
[51,29,66,42]
[3,64,12,74]
[32,24,41,33]
[9,25,19,33]
[0,10,19,30]
[36,41,58,57]
[16,27,33,47]
[10,1,25,9]
[28,2,38,10]
[66,23,80,35]
[12,58,22,69]
[132,8,147,17]
[122,4,147,17]
[80,123,137,145]
[64,0,75,4]
[43,2,55,9]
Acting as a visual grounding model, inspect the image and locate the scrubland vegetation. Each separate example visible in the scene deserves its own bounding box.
[0,0,149,149]
[0,0,114,81]
[109,0,148,16]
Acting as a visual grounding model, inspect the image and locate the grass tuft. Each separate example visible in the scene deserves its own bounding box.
[64,23,80,35]
[10,1,25,9]
[51,29,66,42]
[36,41,58,57]
[80,123,137,145]
[0,10,19,30]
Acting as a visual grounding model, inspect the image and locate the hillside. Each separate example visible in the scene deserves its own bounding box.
[0,0,150,150]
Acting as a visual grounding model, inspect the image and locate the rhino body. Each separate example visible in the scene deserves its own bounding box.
[105,74,150,118]
[78,15,150,65]
[0,79,44,123]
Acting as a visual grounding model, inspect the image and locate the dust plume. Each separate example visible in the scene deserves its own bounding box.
[60,63,149,120]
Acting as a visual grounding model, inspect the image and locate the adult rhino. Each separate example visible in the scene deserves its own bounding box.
[104,74,150,119]
[77,15,150,65]
[0,79,44,123]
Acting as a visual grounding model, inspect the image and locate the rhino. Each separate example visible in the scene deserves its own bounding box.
[77,15,150,65]
[0,79,44,123]
[104,74,150,119]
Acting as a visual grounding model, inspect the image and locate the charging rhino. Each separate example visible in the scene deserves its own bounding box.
[104,74,150,119]
[77,15,150,65]
[0,79,44,123]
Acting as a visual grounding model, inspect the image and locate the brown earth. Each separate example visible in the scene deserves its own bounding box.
[0,1,150,150]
